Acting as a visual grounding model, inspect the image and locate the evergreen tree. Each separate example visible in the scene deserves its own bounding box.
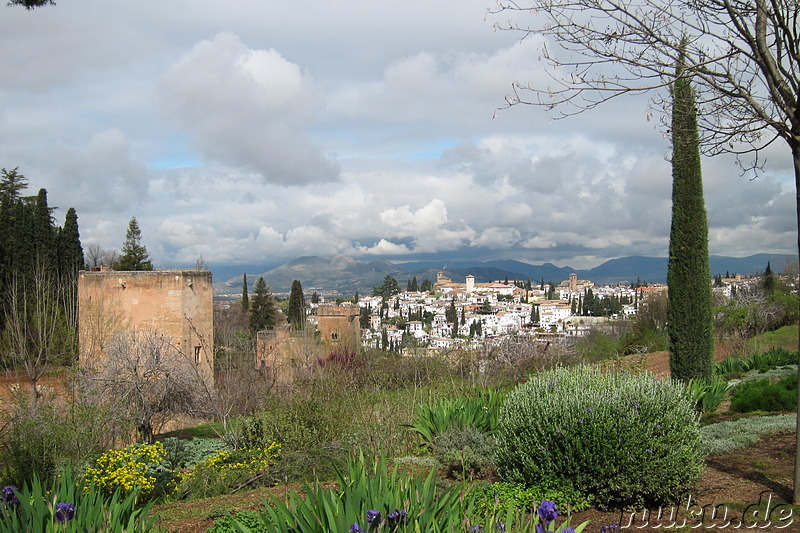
[353,290,359,303]
[57,207,84,276]
[286,279,306,329]
[0,167,28,202]
[249,277,278,333]
[420,279,432,292]
[360,305,371,329]
[117,217,153,271]
[460,306,466,325]
[667,41,714,382]
[33,188,56,273]
[241,274,249,311]
[373,275,400,297]
[762,261,775,294]
[445,298,457,323]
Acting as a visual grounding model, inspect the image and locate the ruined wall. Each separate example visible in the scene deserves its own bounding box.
[316,303,360,344]
[77,270,214,384]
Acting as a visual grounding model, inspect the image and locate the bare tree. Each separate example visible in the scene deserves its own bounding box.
[490,0,798,261]
[3,266,69,414]
[84,244,118,270]
[84,329,210,443]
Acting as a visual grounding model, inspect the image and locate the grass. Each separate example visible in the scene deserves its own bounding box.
[158,423,223,440]
[742,325,798,356]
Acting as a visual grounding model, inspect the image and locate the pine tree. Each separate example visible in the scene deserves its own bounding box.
[241,274,249,311]
[667,40,714,382]
[408,276,419,292]
[311,291,320,304]
[287,279,306,329]
[117,217,153,271]
[249,277,278,333]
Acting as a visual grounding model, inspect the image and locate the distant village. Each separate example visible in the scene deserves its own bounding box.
[306,271,760,352]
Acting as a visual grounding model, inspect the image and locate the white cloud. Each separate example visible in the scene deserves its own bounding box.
[158,32,338,184]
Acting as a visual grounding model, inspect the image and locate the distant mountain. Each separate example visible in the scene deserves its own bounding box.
[216,253,795,296]
[219,254,404,296]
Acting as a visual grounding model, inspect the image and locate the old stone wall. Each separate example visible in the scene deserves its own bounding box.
[77,269,214,385]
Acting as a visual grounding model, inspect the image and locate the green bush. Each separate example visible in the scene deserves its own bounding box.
[729,373,797,413]
[494,365,704,509]
[432,426,495,480]
[176,442,281,499]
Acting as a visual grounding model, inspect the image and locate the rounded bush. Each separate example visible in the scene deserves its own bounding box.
[494,365,703,509]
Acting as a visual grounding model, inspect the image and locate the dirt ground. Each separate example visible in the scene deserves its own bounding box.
[156,344,800,532]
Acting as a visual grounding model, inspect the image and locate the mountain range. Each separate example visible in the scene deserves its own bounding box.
[211,253,795,297]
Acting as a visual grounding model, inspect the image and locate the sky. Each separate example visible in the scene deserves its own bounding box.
[0,0,795,270]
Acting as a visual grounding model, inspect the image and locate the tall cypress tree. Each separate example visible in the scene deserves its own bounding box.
[241,273,249,311]
[667,40,714,382]
[286,279,306,329]
[57,207,84,276]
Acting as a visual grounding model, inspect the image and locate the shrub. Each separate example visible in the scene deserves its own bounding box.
[729,373,797,413]
[83,441,172,500]
[494,365,704,509]
[432,426,495,480]
[701,414,796,455]
[160,437,227,471]
[176,442,280,499]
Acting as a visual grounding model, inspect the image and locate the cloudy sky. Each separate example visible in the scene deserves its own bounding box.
[1,1,795,270]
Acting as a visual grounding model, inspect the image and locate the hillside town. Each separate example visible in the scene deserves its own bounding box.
[305,271,762,352]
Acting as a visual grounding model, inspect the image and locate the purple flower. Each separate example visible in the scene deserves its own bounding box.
[600,525,619,533]
[469,526,484,532]
[560,528,576,533]
[54,503,75,523]
[366,509,382,528]
[496,523,506,532]
[535,524,547,533]
[2,486,19,506]
[537,500,559,524]
[350,523,366,533]
[387,509,407,526]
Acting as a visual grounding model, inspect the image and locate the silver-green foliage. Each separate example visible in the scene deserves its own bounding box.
[495,366,704,508]
[700,414,796,455]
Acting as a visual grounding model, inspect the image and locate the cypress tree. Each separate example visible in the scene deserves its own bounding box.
[33,188,56,273]
[117,216,153,271]
[667,40,714,382]
[287,279,306,329]
[241,273,249,311]
[57,207,84,276]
